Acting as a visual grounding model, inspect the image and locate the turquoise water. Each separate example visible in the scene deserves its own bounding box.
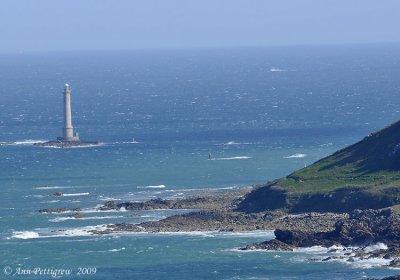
[1,45,400,279]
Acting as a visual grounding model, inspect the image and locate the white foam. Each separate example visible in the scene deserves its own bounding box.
[107,140,140,145]
[33,186,67,190]
[12,225,109,239]
[98,197,122,201]
[68,143,104,149]
[38,143,104,149]
[210,156,251,161]
[348,257,391,269]
[52,225,109,237]
[219,187,234,190]
[137,185,166,189]
[41,200,61,204]
[270,68,288,72]
[1,140,47,146]
[363,242,388,253]
[12,231,40,239]
[222,141,252,146]
[49,215,125,222]
[293,246,330,254]
[284,153,307,159]
[62,192,90,197]
[108,247,126,252]
[292,243,394,269]
[122,140,140,144]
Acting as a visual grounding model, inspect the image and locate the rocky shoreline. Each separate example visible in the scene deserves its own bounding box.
[241,208,400,268]
[38,189,400,271]
[87,210,345,234]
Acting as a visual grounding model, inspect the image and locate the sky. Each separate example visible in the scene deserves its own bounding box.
[0,0,400,52]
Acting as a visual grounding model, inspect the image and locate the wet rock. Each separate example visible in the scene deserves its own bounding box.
[241,239,294,251]
[97,189,251,212]
[99,201,119,210]
[244,208,400,268]
[34,140,100,148]
[380,276,400,280]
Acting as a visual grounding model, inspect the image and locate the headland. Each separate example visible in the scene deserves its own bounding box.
[37,120,400,274]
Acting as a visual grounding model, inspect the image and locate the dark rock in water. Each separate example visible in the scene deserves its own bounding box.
[389,259,400,267]
[34,140,101,148]
[98,200,171,211]
[380,276,400,280]
[274,228,335,247]
[97,223,144,234]
[38,208,81,214]
[241,239,294,251]
[99,201,119,210]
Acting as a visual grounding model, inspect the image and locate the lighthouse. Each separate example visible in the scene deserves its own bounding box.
[34,83,99,147]
[61,84,79,141]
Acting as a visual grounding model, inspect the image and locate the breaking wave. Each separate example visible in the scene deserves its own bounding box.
[49,215,125,222]
[12,231,40,239]
[284,153,307,159]
[269,68,296,72]
[138,185,166,189]
[210,156,251,161]
[62,193,90,197]
[220,141,253,146]
[33,186,68,190]
[108,247,126,252]
[11,225,108,239]
[0,140,47,146]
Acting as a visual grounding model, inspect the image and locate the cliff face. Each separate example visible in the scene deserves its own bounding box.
[238,121,400,213]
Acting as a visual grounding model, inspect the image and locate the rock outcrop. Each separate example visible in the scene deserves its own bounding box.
[34,140,101,148]
[242,209,400,267]
[99,190,249,212]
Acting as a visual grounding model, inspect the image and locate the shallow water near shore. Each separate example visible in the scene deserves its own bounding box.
[1,45,400,279]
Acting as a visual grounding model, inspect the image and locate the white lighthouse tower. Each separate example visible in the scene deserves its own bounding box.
[34,83,99,147]
[61,84,80,141]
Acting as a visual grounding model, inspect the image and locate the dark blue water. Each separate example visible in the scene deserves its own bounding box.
[1,45,400,279]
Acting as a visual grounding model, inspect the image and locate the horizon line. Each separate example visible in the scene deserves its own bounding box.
[1,41,400,56]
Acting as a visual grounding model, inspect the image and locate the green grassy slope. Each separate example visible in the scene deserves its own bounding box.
[238,121,400,213]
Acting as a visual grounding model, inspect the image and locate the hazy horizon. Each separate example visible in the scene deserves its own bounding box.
[1,42,400,56]
[1,0,400,53]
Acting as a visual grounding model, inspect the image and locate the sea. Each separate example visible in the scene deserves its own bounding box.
[1,45,400,279]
